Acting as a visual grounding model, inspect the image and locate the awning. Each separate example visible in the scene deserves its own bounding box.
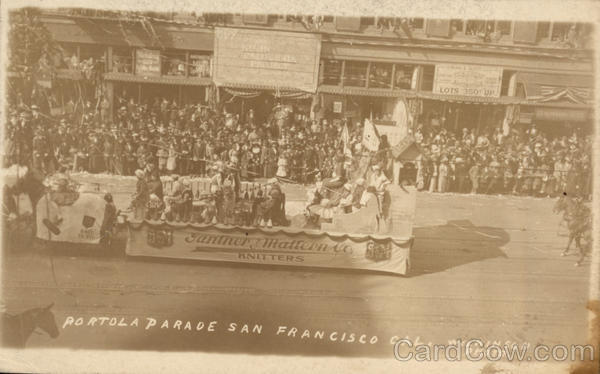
[220,85,313,99]
[517,72,594,106]
[318,85,412,98]
[416,91,522,105]
[42,17,213,51]
[104,72,212,86]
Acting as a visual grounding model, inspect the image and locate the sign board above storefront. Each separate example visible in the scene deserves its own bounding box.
[433,64,503,98]
[135,49,161,77]
[214,28,321,92]
[534,107,589,122]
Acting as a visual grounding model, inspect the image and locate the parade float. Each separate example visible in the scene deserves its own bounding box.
[2,165,113,247]
[122,121,418,275]
[2,122,418,274]
[124,180,416,275]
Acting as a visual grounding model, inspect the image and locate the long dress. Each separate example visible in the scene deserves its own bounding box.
[166,146,177,172]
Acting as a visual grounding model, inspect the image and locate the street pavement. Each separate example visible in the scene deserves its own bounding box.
[0,185,591,359]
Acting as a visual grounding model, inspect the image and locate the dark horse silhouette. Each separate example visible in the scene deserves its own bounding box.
[1,303,59,347]
[3,167,47,240]
[10,167,47,214]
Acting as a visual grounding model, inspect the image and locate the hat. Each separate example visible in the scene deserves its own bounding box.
[372,165,381,171]
[267,177,278,185]
[31,104,39,110]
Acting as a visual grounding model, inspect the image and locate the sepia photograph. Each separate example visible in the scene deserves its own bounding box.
[0,1,598,373]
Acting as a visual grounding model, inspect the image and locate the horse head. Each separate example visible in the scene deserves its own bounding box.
[34,303,59,339]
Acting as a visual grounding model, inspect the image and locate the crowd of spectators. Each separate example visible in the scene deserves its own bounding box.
[3,94,593,202]
[409,122,593,199]
[3,96,355,185]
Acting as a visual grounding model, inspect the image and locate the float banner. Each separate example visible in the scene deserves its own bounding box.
[213,28,321,92]
[433,64,503,98]
[127,224,412,275]
[36,193,105,244]
[362,119,380,151]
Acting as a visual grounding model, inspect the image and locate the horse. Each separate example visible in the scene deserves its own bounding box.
[11,167,47,215]
[553,194,592,266]
[1,303,59,348]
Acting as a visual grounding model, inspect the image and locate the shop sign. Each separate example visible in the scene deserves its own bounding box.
[214,28,321,92]
[135,49,161,77]
[433,64,503,98]
[534,108,589,122]
[333,101,343,113]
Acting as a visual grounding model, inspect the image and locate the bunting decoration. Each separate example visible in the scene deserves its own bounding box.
[527,85,593,105]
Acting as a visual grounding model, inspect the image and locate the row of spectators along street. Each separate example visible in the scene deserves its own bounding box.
[3,96,593,200]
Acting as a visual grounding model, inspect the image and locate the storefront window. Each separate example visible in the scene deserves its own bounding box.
[189,54,211,77]
[368,63,392,88]
[321,59,342,85]
[112,47,133,73]
[408,18,424,29]
[537,22,550,40]
[466,20,486,35]
[344,61,368,87]
[394,64,415,89]
[451,19,464,32]
[551,22,573,41]
[162,51,186,76]
[497,21,512,35]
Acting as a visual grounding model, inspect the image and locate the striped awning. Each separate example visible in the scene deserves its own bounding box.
[217,81,312,93]
[103,72,212,86]
[318,85,411,98]
[416,91,523,105]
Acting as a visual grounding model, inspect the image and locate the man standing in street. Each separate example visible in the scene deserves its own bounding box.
[100,193,117,247]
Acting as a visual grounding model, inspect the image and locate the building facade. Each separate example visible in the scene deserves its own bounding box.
[37,10,594,138]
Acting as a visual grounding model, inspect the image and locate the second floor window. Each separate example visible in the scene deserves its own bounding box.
[369,63,393,88]
[344,61,368,87]
[394,64,415,89]
[112,47,133,73]
[321,59,342,85]
[189,54,211,77]
[162,51,186,76]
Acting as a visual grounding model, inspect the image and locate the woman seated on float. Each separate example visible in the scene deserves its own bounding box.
[307,181,368,223]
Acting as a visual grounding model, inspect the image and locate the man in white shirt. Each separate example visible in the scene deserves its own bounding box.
[367,165,390,215]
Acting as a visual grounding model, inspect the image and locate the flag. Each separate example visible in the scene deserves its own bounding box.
[341,123,352,157]
[362,119,380,151]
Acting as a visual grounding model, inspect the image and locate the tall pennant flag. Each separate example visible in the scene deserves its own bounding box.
[362,119,380,152]
[341,123,352,158]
